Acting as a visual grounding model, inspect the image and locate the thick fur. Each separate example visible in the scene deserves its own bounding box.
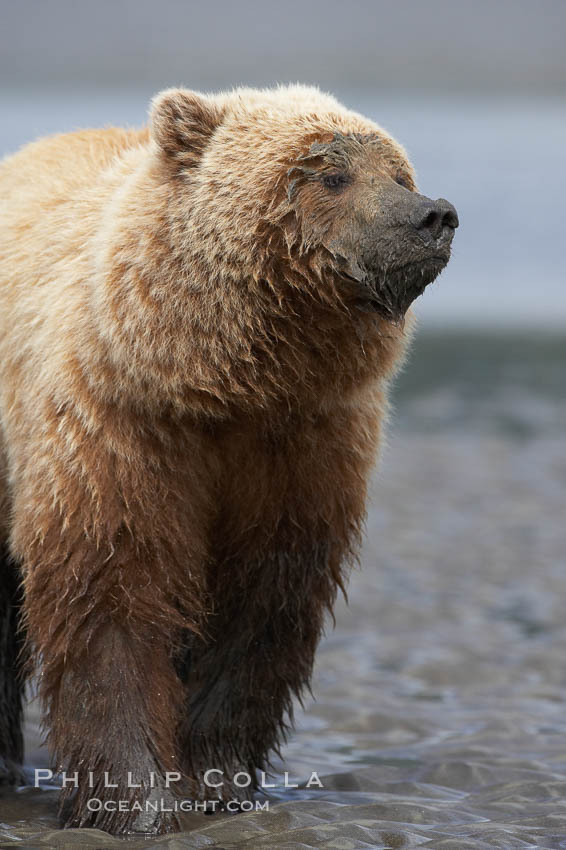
[0,85,416,833]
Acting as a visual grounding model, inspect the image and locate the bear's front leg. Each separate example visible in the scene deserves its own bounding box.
[180,527,350,803]
[46,613,184,833]
[178,410,376,804]
[9,415,212,834]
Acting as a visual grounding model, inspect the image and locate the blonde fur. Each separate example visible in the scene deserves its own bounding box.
[0,85,413,834]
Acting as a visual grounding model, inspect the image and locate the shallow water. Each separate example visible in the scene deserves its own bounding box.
[0,332,564,849]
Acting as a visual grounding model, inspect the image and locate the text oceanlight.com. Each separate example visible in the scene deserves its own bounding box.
[87,798,270,813]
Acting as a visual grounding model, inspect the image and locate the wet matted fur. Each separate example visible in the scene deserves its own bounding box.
[0,85,455,834]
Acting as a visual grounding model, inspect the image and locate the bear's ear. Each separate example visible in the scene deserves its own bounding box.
[150,88,224,167]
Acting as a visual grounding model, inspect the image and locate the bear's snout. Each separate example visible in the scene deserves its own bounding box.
[334,187,459,322]
[409,197,459,246]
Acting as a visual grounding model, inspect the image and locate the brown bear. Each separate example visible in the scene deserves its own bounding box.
[0,85,458,834]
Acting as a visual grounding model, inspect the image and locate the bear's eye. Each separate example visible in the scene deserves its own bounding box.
[321,172,350,191]
[395,175,412,190]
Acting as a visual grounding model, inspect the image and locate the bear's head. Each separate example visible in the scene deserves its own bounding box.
[150,85,458,326]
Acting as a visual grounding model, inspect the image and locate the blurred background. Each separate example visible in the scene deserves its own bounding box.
[1,2,565,848]
[1,0,565,328]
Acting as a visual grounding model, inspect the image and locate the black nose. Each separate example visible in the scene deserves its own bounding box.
[411,198,459,241]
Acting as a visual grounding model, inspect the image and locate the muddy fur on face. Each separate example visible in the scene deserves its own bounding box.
[0,84,457,834]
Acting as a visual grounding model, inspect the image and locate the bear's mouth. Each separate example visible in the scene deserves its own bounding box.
[354,255,449,323]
